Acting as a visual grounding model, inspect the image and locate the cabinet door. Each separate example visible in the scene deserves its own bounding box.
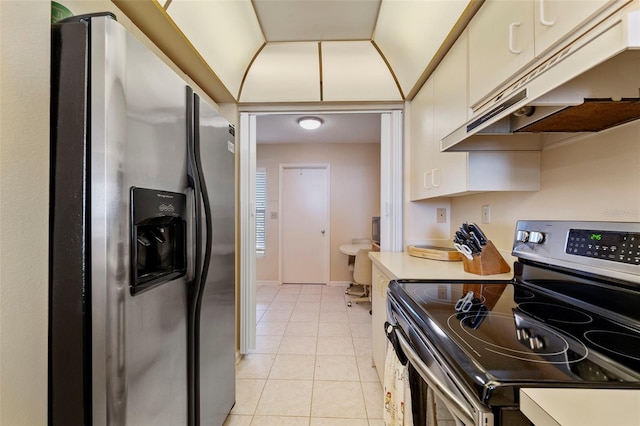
[409,77,435,200]
[534,0,621,55]
[432,32,469,198]
[371,264,391,384]
[469,0,535,107]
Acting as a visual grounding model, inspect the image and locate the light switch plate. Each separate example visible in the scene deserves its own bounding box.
[481,205,491,224]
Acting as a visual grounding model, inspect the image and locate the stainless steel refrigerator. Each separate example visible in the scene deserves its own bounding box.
[49,13,235,426]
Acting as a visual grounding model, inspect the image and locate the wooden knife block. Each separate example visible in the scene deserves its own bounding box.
[461,240,511,275]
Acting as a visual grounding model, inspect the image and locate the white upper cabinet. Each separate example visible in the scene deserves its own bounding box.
[468,0,628,108]
[409,76,435,201]
[409,31,541,200]
[468,0,535,107]
[430,32,470,198]
[533,0,623,55]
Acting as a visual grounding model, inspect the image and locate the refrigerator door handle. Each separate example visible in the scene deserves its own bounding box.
[193,92,214,299]
[185,187,197,282]
[185,86,203,426]
[191,92,216,426]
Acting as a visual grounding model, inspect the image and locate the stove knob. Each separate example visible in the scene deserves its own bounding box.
[516,328,530,341]
[516,230,529,242]
[529,336,545,350]
[528,231,545,244]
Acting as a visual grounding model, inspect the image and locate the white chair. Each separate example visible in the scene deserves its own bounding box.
[347,238,371,272]
[346,248,372,308]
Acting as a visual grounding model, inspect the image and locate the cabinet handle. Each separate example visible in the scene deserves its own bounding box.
[424,171,432,189]
[509,22,522,54]
[375,275,383,294]
[432,168,441,188]
[539,0,555,27]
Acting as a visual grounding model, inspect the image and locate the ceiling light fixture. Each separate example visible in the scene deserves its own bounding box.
[297,116,323,130]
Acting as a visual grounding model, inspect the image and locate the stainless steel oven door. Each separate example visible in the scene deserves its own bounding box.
[387,295,494,426]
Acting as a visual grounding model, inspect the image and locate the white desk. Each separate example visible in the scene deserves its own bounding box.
[339,243,371,256]
[339,243,371,272]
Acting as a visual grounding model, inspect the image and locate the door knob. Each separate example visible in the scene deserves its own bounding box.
[321,230,325,235]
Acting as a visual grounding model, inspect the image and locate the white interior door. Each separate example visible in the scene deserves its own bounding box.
[280,165,329,284]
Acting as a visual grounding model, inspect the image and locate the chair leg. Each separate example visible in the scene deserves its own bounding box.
[346,284,371,307]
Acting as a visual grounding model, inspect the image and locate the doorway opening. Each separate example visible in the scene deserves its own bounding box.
[239,109,403,353]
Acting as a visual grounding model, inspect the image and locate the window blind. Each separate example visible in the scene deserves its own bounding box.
[255,168,266,256]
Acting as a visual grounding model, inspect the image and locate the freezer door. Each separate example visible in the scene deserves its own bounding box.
[195,96,236,426]
[90,17,189,426]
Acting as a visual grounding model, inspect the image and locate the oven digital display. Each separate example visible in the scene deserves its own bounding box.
[567,229,640,265]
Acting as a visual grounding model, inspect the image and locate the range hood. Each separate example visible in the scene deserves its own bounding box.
[442,6,640,152]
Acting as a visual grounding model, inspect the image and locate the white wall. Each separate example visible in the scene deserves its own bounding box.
[0,2,50,424]
[256,143,380,283]
[450,121,640,251]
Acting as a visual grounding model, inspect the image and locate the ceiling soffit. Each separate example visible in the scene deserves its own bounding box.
[166,0,264,98]
[125,0,479,104]
[240,42,322,103]
[322,41,400,102]
[373,0,473,97]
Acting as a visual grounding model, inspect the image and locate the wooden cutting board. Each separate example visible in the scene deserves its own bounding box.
[407,245,462,261]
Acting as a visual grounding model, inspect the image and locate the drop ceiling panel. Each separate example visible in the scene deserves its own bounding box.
[253,0,381,42]
[374,0,471,95]
[322,41,401,102]
[241,42,321,102]
[167,0,264,98]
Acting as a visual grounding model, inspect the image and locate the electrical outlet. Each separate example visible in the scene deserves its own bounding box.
[437,208,446,223]
[481,205,491,224]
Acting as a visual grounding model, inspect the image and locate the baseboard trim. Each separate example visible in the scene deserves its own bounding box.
[257,280,352,287]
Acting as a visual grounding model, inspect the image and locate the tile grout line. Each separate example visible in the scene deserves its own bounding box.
[233,284,379,425]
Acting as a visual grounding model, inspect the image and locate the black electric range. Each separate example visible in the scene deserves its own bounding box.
[386,220,640,426]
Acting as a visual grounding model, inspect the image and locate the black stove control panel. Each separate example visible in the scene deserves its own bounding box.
[566,229,640,265]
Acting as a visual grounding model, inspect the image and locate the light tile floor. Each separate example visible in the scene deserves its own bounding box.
[224,284,383,426]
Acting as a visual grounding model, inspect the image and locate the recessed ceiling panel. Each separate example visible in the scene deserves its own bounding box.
[322,41,401,101]
[253,0,380,42]
[167,0,264,98]
[241,43,321,102]
[374,0,471,95]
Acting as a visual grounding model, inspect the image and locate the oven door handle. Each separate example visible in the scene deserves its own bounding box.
[395,330,479,426]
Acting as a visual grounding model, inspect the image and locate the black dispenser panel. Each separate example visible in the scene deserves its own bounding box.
[130,187,187,295]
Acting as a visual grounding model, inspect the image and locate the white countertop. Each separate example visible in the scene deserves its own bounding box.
[369,251,515,280]
[520,388,640,426]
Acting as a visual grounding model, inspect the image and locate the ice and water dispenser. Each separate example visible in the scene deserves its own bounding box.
[130,187,187,295]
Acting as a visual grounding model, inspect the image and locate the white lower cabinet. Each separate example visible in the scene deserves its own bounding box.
[371,263,392,384]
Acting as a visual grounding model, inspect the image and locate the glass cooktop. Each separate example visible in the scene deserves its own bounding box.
[389,278,640,388]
